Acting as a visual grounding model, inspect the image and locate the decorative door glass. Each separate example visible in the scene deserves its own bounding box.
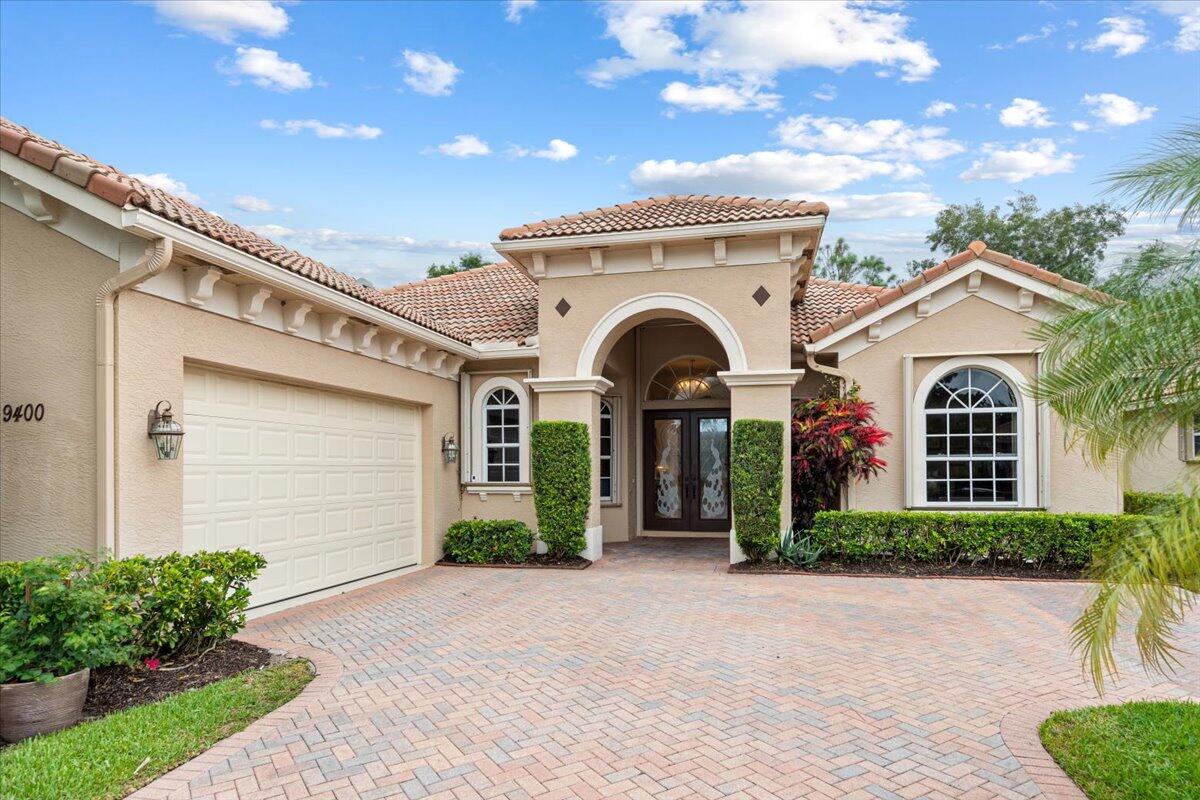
[653,419,683,519]
[697,417,729,520]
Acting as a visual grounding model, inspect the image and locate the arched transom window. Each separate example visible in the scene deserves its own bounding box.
[646,357,730,402]
[923,367,1019,504]
[484,388,521,483]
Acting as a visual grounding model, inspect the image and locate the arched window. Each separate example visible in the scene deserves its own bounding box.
[923,367,1019,504]
[484,388,521,483]
[645,357,729,402]
[599,398,618,502]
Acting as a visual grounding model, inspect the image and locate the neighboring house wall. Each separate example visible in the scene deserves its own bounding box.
[114,290,462,563]
[1124,426,1200,494]
[0,205,116,560]
[841,295,1121,514]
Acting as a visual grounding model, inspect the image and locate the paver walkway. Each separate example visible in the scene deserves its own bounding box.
[135,538,1198,800]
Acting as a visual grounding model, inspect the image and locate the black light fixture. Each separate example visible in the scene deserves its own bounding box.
[442,433,459,464]
[147,401,184,460]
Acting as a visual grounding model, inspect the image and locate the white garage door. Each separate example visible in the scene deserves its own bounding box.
[182,367,421,607]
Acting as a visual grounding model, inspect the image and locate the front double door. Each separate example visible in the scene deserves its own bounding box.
[643,410,731,532]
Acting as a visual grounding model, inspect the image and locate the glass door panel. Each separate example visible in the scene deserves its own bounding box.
[696,417,729,522]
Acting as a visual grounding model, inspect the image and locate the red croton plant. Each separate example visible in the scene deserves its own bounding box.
[792,384,891,529]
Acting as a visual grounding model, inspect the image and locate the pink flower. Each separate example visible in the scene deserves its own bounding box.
[144,657,161,671]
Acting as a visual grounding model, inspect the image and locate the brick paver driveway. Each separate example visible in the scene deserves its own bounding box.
[138,539,1198,800]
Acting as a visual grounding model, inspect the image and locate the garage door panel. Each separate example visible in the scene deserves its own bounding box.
[183,367,421,608]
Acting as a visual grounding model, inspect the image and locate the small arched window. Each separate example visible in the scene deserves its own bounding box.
[599,398,617,502]
[484,388,521,483]
[923,367,1019,504]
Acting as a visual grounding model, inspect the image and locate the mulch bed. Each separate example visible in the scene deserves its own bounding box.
[82,639,278,721]
[437,554,592,570]
[730,558,1087,581]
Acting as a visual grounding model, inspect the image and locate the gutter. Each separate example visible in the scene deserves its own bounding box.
[96,237,173,556]
[802,343,854,396]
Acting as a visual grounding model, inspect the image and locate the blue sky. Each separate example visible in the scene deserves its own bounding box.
[1,0,1197,286]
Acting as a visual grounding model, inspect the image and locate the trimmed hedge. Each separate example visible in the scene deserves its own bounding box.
[1124,491,1186,516]
[809,510,1147,568]
[443,519,533,564]
[731,419,784,562]
[531,421,590,558]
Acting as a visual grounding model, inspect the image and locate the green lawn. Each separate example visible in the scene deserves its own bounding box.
[0,660,313,800]
[1040,700,1200,800]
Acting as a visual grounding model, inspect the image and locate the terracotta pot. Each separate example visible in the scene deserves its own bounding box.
[0,667,90,742]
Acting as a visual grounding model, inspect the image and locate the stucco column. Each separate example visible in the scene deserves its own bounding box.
[719,370,804,564]
[524,376,614,561]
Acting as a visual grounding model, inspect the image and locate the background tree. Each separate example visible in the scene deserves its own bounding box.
[1104,120,1200,230]
[815,237,897,285]
[1033,121,1200,691]
[427,252,488,279]
[926,192,1126,285]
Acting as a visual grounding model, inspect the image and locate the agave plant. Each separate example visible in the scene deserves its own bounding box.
[776,524,824,568]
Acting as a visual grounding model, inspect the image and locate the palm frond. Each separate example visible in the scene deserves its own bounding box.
[1031,280,1200,464]
[1104,120,1200,230]
[1071,489,1200,692]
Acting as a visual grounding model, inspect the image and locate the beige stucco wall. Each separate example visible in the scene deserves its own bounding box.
[115,290,462,563]
[0,205,118,560]
[1124,427,1200,494]
[840,295,1121,514]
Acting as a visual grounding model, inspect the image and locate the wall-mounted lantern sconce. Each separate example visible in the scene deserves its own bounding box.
[441,433,459,464]
[147,401,184,460]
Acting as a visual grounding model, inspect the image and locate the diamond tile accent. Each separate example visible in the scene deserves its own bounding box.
[555,297,572,317]
[753,285,771,306]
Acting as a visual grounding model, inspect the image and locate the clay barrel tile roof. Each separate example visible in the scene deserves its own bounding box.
[498,194,829,241]
[791,278,886,344]
[0,117,464,343]
[381,262,538,344]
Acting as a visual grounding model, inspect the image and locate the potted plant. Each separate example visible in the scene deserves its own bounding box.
[0,555,134,742]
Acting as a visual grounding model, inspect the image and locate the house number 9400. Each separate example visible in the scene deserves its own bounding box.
[2,403,45,422]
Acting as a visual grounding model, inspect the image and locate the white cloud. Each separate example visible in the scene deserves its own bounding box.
[510,138,579,161]
[1151,1,1200,51]
[401,50,460,96]
[1084,16,1148,57]
[659,81,781,113]
[587,1,938,114]
[220,47,313,92]
[433,134,491,158]
[629,150,907,196]
[822,191,944,220]
[811,83,837,102]
[774,115,965,162]
[251,224,489,254]
[131,172,203,204]
[1082,92,1158,126]
[150,0,288,43]
[960,139,1079,183]
[923,100,956,118]
[505,0,537,23]
[988,24,1055,50]
[999,97,1054,128]
[231,194,290,213]
[1071,120,1091,132]
[259,119,383,140]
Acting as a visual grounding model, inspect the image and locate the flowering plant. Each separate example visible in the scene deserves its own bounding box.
[792,384,890,530]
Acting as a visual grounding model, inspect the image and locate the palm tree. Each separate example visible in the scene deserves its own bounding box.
[1035,121,1200,691]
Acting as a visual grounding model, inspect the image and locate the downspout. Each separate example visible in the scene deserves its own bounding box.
[96,237,173,556]
[802,343,854,395]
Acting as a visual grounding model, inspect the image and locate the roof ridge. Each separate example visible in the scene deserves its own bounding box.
[385,262,512,294]
[807,276,887,293]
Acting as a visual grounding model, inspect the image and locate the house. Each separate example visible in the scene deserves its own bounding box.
[2,118,1195,611]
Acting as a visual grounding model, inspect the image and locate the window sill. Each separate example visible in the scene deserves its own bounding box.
[464,484,532,501]
[600,501,622,508]
[905,505,1045,512]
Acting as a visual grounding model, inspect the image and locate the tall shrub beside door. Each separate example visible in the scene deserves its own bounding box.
[531,421,591,558]
[730,419,784,562]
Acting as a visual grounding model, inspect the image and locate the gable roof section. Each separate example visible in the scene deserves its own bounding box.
[791,279,885,343]
[498,195,828,241]
[805,240,1107,344]
[382,262,538,344]
[0,117,464,343]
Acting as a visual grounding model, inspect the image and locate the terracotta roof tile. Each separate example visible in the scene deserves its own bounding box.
[790,278,884,344]
[0,117,464,343]
[807,240,1108,344]
[499,194,828,241]
[382,262,538,344]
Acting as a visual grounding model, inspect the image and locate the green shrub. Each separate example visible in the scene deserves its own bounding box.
[531,421,591,558]
[809,510,1146,568]
[731,419,784,562]
[1123,491,1186,516]
[777,525,823,567]
[0,555,136,683]
[96,549,266,660]
[443,519,533,564]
